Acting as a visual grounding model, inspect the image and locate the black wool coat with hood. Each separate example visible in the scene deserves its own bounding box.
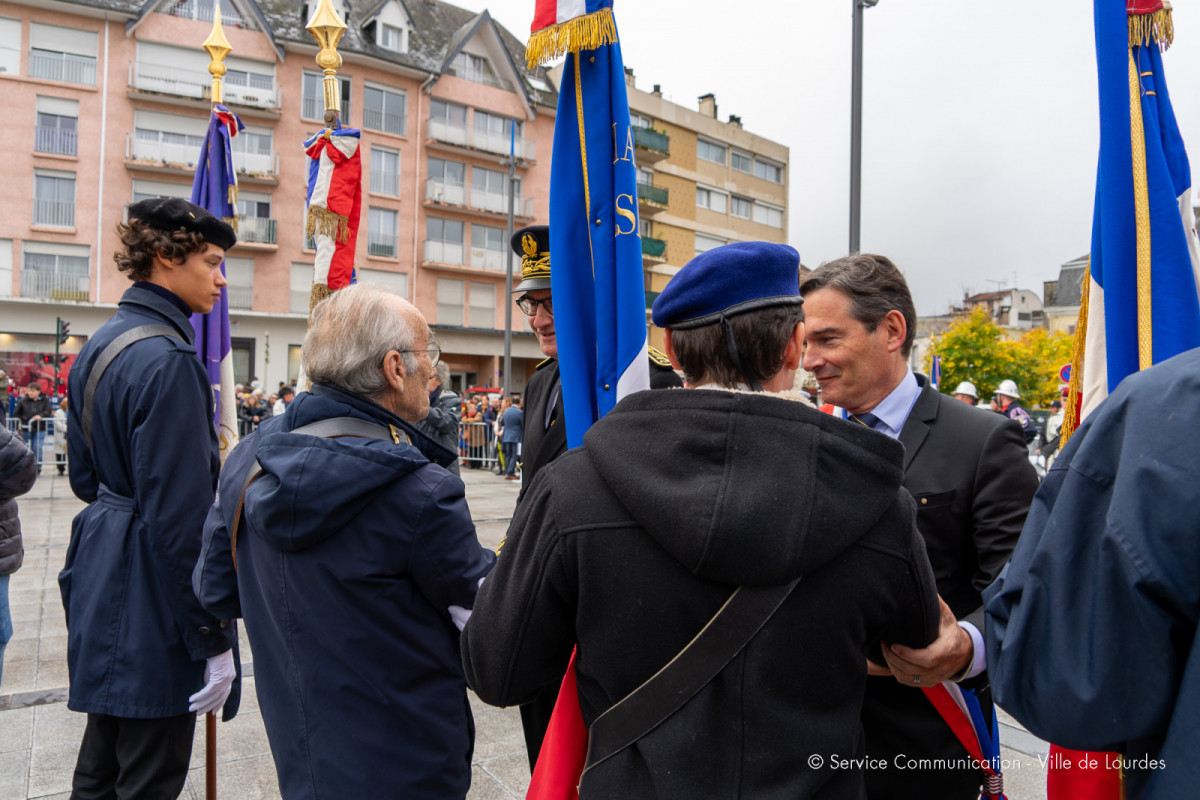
[463,387,939,799]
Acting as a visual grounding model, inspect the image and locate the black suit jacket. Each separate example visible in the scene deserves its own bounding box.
[863,376,1039,799]
[517,361,567,505]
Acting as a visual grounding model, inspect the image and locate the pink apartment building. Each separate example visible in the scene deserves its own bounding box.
[0,0,556,396]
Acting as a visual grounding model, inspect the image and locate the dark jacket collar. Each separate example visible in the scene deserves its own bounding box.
[304,382,457,468]
[120,284,197,345]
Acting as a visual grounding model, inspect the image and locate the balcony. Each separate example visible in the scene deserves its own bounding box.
[35,126,78,157]
[644,290,660,310]
[362,108,406,137]
[226,285,253,310]
[33,198,75,228]
[130,61,280,111]
[166,1,250,28]
[367,230,397,258]
[30,50,96,86]
[469,248,506,271]
[637,183,668,213]
[426,178,466,206]
[426,117,536,161]
[236,217,276,245]
[641,236,667,263]
[468,189,535,219]
[127,134,279,180]
[425,240,465,266]
[21,268,88,301]
[633,126,669,163]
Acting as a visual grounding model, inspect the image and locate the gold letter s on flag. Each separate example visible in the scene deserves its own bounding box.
[615,194,638,235]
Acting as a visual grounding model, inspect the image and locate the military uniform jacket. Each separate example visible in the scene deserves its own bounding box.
[63,285,235,718]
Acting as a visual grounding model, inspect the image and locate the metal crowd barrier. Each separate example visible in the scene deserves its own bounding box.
[8,417,55,470]
[459,420,499,470]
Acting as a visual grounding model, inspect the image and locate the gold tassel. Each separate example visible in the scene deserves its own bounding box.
[1060,262,1091,447]
[222,216,238,234]
[309,281,331,315]
[1129,7,1174,50]
[227,184,238,209]
[525,8,618,68]
[305,206,350,243]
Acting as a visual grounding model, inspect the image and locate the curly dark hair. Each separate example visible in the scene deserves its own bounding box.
[113,219,209,282]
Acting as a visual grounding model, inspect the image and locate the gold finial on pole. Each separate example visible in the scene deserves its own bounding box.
[203,4,233,106]
[306,0,347,127]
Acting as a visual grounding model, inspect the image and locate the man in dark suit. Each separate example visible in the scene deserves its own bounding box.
[800,254,1038,799]
[508,224,681,767]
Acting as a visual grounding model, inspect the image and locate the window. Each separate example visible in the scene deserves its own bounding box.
[29,24,97,86]
[132,110,208,166]
[0,17,20,76]
[637,168,654,186]
[164,0,248,27]
[370,147,400,196]
[630,113,652,129]
[474,110,521,154]
[363,85,406,136]
[469,282,495,328]
[290,263,312,313]
[451,52,504,90]
[731,151,753,173]
[21,243,89,301]
[357,267,408,298]
[35,97,79,156]
[368,207,399,257]
[287,345,302,387]
[752,202,784,229]
[430,99,468,126]
[131,180,190,205]
[696,185,727,214]
[470,224,506,271]
[639,218,652,239]
[33,170,75,228]
[694,233,726,256]
[471,167,514,213]
[302,72,351,124]
[697,139,726,165]
[237,192,275,244]
[230,337,255,386]
[754,158,784,184]
[230,126,274,175]
[224,257,254,310]
[427,157,466,204]
[437,278,464,326]
[378,23,407,53]
[426,218,464,265]
[731,196,752,219]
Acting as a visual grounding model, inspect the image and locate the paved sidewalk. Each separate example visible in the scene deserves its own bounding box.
[0,466,1049,799]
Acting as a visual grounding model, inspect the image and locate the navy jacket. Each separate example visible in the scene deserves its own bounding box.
[986,347,1200,800]
[195,384,495,800]
[498,405,523,444]
[63,284,235,718]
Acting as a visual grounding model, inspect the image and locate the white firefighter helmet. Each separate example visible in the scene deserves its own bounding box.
[996,379,1021,399]
[952,381,978,399]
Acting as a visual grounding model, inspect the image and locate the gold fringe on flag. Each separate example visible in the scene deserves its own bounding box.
[1129,5,1174,50]
[1060,262,1091,447]
[222,216,238,234]
[309,281,331,314]
[525,8,617,68]
[227,183,238,210]
[305,205,350,243]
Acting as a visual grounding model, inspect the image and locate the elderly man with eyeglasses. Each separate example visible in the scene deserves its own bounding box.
[195,283,494,800]
[507,225,682,770]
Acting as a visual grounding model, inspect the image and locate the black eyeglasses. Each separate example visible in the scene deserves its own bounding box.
[516,294,553,316]
[395,341,441,367]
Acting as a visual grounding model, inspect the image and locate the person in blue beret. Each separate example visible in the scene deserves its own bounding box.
[465,241,938,798]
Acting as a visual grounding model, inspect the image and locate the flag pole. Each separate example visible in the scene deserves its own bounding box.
[200,9,232,800]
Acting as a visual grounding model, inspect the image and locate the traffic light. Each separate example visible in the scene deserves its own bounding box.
[57,354,68,364]
[41,354,53,365]
[57,317,71,345]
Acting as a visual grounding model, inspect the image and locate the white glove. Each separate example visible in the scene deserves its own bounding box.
[188,649,235,715]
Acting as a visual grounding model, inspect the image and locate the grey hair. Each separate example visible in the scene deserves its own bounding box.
[435,361,451,387]
[302,283,420,402]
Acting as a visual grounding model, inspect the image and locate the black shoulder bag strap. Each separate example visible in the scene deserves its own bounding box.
[82,324,182,451]
[228,416,403,570]
[582,575,802,774]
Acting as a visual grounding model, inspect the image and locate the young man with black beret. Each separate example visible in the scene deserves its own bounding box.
[63,198,239,798]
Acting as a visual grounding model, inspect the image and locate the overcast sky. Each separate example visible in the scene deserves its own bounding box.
[448,0,1200,315]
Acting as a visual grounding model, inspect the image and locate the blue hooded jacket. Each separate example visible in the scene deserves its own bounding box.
[195,383,495,799]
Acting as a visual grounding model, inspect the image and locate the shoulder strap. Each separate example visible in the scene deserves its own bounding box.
[228,416,400,571]
[582,576,802,774]
[82,324,182,450]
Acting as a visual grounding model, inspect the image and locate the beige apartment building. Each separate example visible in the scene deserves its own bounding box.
[0,0,555,396]
[623,73,790,350]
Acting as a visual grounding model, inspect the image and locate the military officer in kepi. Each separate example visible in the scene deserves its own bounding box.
[508,224,682,769]
[63,198,239,798]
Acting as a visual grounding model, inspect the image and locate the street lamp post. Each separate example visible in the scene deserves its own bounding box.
[850,0,878,254]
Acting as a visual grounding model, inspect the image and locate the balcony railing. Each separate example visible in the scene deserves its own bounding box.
[638,184,669,207]
[33,198,75,228]
[30,50,96,86]
[426,117,536,160]
[633,126,670,157]
[226,285,253,310]
[167,1,249,28]
[231,149,278,177]
[469,189,512,215]
[469,248,505,271]
[35,126,78,156]
[130,61,280,110]
[426,179,466,206]
[128,135,279,177]
[425,240,464,265]
[450,68,514,94]
[367,232,397,258]
[237,217,276,245]
[641,236,667,259]
[362,108,406,136]
[21,269,88,301]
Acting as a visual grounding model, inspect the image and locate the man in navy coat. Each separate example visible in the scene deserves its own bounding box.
[195,283,496,800]
[64,198,239,798]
